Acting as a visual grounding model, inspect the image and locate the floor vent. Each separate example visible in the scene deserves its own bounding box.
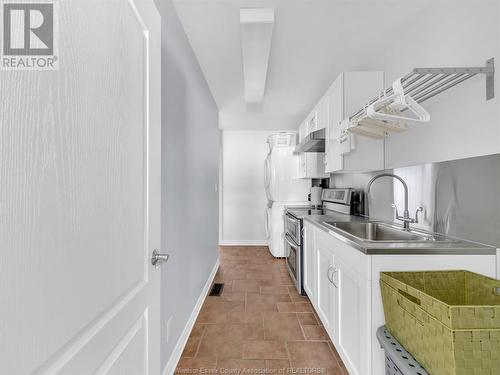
[209,283,224,296]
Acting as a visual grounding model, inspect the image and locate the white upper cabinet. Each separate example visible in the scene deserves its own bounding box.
[296,96,329,179]
[324,77,343,172]
[325,72,385,173]
[296,152,329,179]
[307,110,319,133]
[298,119,308,142]
[305,95,328,134]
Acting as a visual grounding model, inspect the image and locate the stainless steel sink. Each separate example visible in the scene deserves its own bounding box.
[323,221,451,243]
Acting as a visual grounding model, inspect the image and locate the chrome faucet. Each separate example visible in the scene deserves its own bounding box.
[366,173,423,231]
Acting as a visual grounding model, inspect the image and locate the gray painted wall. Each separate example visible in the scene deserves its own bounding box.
[331,153,500,248]
[155,0,220,370]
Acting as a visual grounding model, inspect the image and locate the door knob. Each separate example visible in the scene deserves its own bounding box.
[151,249,169,269]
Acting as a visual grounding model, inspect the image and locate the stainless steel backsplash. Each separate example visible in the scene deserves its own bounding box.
[331,154,500,248]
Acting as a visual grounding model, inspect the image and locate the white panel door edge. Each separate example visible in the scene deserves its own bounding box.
[0,0,161,374]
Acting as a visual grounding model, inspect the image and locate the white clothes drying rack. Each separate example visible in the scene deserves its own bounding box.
[348,58,495,138]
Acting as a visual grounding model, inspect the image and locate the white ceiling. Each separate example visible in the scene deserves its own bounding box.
[172,0,432,130]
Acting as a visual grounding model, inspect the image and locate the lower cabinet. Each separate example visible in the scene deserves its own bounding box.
[316,243,337,342]
[303,221,496,375]
[336,257,370,375]
[303,222,317,306]
[305,223,370,375]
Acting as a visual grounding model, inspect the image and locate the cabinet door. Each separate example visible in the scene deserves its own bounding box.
[303,223,316,305]
[316,245,337,341]
[304,153,329,179]
[325,75,344,173]
[296,153,306,178]
[308,110,318,133]
[299,120,309,142]
[316,95,328,130]
[336,257,371,375]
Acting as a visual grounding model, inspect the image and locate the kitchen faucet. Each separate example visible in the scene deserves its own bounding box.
[366,173,423,231]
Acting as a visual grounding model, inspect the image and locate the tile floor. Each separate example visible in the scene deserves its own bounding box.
[175,246,348,375]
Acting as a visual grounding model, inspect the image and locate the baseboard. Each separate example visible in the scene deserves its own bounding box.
[161,258,220,375]
[219,240,268,246]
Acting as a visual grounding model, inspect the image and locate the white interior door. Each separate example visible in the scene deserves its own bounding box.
[0,0,161,374]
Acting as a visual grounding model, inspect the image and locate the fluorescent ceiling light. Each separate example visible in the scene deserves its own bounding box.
[240,8,274,103]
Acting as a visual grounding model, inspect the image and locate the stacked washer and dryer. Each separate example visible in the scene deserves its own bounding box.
[264,132,311,257]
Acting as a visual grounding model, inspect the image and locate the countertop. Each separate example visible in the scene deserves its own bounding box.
[301,211,496,256]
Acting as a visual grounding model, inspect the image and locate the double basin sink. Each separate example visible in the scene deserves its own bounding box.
[323,221,453,243]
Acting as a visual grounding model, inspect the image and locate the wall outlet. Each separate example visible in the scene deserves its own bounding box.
[166,315,173,344]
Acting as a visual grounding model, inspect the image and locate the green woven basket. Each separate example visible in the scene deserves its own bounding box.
[380,270,500,375]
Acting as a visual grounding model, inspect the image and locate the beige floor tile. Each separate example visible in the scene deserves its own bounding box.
[265,359,290,370]
[196,324,247,359]
[288,286,311,302]
[246,294,291,312]
[263,312,305,340]
[174,246,348,372]
[247,293,292,303]
[181,336,201,357]
[217,291,246,302]
[246,272,274,281]
[302,325,329,340]
[243,340,288,360]
[277,302,313,313]
[196,309,228,324]
[297,313,319,325]
[287,341,339,369]
[260,286,290,294]
[176,357,217,370]
[232,279,263,293]
[189,324,207,338]
[245,323,265,340]
[217,359,266,370]
[220,270,248,281]
[227,311,264,325]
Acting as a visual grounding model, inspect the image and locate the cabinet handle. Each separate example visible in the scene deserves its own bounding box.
[327,266,338,288]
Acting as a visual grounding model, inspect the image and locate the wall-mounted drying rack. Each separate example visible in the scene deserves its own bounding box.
[348,58,495,138]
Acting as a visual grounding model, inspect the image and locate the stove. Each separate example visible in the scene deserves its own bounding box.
[284,188,361,296]
[286,207,325,218]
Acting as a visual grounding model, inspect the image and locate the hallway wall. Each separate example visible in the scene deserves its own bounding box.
[155,0,220,371]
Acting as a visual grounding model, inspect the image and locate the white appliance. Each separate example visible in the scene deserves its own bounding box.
[264,132,310,257]
[310,186,323,207]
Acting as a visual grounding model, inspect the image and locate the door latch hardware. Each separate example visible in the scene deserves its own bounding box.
[151,249,169,269]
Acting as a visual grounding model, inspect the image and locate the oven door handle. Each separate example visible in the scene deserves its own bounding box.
[284,233,299,249]
[286,215,299,225]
